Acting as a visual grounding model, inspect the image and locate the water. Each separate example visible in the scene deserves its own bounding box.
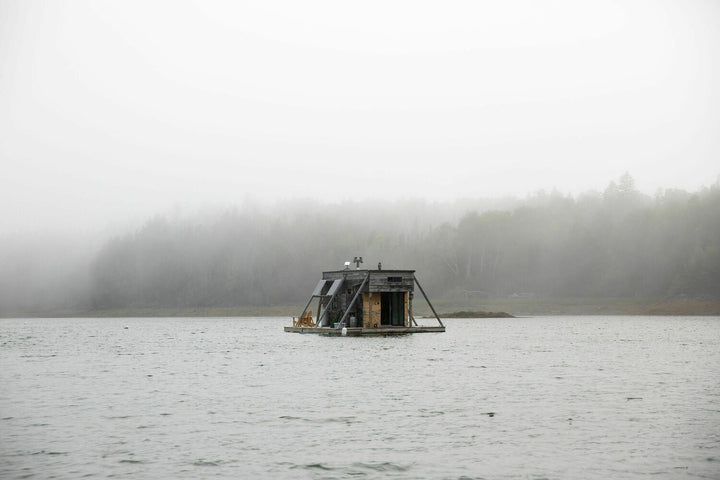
[1,316,719,479]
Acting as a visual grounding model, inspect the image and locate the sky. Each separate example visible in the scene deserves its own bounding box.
[1,0,719,234]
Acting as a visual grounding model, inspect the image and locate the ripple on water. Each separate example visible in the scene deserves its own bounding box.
[32,451,69,456]
[290,461,413,476]
[279,415,362,425]
[1,316,719,479]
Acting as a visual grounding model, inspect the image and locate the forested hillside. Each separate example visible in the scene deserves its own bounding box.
[88,177,720,310]
[2,176,719,316]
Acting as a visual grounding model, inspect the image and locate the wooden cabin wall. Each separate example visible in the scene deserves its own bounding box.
[368,276,414,292]
[320,271,415,328]
[362,292,381,328]
[362,291,410,327]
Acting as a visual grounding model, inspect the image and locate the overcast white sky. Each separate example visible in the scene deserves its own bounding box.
[1,0,719,234]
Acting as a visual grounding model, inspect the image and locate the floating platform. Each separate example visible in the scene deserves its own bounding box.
[284,325,445,336]
[286,263,445,336]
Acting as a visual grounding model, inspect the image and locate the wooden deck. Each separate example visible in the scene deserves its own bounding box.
[283,325,445,336]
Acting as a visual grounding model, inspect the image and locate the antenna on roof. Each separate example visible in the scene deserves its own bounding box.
[353,256,363,269]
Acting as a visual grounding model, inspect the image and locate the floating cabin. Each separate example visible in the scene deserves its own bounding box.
[284,265,445,336]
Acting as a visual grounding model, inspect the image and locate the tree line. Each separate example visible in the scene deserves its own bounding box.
[1,175,718,315]
[88,175,720,310]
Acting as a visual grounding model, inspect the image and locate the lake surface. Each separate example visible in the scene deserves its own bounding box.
[1,316,719,479]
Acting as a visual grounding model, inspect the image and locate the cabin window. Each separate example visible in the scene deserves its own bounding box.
[387,276,403,283]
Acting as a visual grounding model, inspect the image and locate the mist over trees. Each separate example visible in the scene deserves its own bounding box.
[0,234,93,315]
[2,176,719,316]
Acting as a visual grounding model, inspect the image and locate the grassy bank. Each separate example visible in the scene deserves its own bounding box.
[420,297,720,316]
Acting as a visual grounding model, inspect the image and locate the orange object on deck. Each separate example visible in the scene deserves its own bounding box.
[295,310,315,327]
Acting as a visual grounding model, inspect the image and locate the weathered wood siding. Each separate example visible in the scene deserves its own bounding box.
[322,269,415,293]
[322,270,367,282]
[362,292,381,328]
[320,270,415,327]
[368,274,414,292]
[361,291,411,327]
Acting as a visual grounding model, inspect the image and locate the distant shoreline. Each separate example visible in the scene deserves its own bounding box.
[439,310,515,318]
[456,297,720,317]
[2,297,719,318]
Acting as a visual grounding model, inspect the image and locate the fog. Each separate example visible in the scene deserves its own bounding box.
[1,2,719,315]
[2,177,719,316]
[3,1,719,234]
